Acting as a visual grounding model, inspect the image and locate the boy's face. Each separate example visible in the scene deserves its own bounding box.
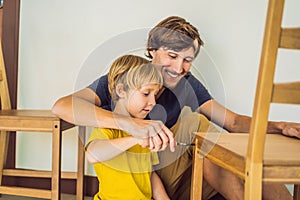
[126,83,161,119]
[150,45,196,89]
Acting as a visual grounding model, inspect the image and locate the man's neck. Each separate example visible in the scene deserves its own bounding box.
[156,87,165,99]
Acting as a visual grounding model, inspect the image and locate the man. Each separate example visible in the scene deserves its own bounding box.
[52,16,300,199]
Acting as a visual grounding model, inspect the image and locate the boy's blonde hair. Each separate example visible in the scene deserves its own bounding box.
[108,55,163,102]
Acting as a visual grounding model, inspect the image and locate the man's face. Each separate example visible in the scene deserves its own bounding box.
[150,46,195,89]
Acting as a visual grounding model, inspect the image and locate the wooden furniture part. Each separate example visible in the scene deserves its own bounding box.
[191,0,300,199]
[0,38,85,199]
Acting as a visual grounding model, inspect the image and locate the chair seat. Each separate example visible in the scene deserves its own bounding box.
[0,109,57,119]
[196,132,300,182]
[0,109,74,131]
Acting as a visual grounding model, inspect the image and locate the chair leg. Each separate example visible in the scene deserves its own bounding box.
[245,163,263,200]
[52,121,62,200]
[0,131,8,193]
[191,138,203,200]
[76,126,85,200]
[294,185,300,200]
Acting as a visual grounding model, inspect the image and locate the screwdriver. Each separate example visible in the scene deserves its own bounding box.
[176,142,195,146]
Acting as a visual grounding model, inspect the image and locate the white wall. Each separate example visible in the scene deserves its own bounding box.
[17,0,300,176]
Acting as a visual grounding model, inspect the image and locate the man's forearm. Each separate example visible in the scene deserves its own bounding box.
[52,94,176,150]
[231,114,300,138]
[52,95,120,128]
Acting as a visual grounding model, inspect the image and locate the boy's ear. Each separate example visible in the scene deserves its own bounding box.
[116,83,126,98]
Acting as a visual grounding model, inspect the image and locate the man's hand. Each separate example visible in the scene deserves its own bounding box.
[281,122,300,139]
[116,116,175,152]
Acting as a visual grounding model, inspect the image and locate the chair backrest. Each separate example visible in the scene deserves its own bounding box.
[0,42,11,110]
[246,0,300,174]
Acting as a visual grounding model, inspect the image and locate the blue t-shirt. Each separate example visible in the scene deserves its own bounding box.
[88,72,212,128]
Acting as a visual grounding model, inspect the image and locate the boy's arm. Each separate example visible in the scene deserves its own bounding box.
[86,136,146,163]
[151,172,170,200]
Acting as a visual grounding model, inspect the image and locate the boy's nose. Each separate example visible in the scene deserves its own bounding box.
[148,95,156,106]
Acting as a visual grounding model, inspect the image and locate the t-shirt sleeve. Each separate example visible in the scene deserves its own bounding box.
[171,72,212,112]
[87,75,112,111]
[151,152,159,166]
[85,128,113,151]
[186,73,212,110]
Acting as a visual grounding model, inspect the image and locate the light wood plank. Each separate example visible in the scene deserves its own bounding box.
[52,120,61,200]
[0,186,51,199]
[280,28,300,49]
[196,133,300,166]
[76,126,85,200]
[191,138,203,200]
[263,166,300,183]
[272,82,300,104]
[0,131,8,188]
[0,119,55,132]
[3,169,78,179]
[0,110,58,120]
[197,132,246,179]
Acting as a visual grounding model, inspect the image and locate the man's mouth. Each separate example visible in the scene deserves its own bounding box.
[165,70,180,78]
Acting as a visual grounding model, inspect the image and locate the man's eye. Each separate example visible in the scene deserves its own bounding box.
[184,58,193,63]
[143,93,150,96]
[169,53,177,59]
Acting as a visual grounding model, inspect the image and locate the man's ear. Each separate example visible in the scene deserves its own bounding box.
[149,49,155,58]
[116,83,126,99]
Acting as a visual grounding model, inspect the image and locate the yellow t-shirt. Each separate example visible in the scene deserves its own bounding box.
[86,128,159,200]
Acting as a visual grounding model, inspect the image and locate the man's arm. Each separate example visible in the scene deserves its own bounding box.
[198,99,300,138]
[52,88,111,127]
[52,88,175,151]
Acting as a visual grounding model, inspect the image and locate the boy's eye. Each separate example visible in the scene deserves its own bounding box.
[143,92,150,96]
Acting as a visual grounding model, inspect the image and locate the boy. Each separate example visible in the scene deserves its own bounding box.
[85,54,170,200]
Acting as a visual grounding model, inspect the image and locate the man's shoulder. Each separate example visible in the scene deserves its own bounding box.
[176,72,203,89]
[184,72,199,82]
[98,74,108,82]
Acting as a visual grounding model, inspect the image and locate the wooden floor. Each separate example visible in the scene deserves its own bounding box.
[0,194,93,200]
[0,186,294,199]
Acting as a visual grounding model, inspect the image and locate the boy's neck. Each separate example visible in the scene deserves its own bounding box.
[113,101,131,117]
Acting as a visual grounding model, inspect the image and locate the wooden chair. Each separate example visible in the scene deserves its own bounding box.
[0,39,85,199]
[191,0,300,199]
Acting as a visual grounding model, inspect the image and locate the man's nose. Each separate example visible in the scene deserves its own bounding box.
[172,58,184,74]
